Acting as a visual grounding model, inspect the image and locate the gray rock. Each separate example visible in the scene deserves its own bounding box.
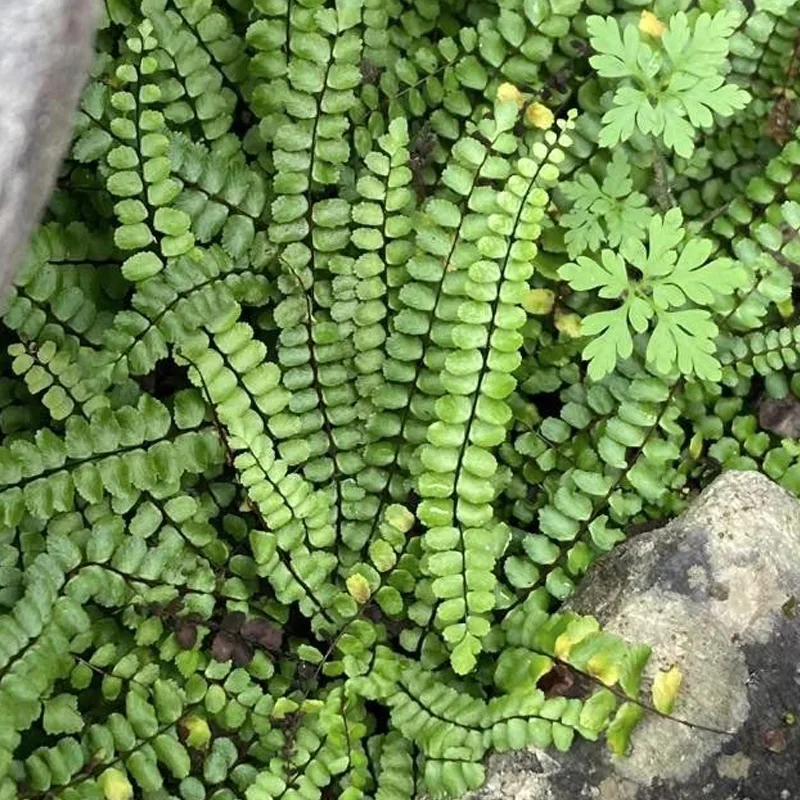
[0,0,98,307]
[476,471,799,800]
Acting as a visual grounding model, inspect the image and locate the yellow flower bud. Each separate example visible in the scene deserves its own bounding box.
[497,82,524,107]
[525,102,555,130]
[639,10,666,38]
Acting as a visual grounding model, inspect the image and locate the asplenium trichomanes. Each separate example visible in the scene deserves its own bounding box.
[2,0,799,798]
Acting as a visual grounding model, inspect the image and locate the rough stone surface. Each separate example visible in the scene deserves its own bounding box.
[0,0,98,306]
[474,472,800,800]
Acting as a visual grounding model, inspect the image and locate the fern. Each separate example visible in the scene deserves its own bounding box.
[2,1,800,799]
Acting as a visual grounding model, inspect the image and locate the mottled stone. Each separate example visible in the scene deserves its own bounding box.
[0,0,98,306]
[473,472,800,800]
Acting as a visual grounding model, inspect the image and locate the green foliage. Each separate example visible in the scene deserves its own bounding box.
[2,0,800,799]
[560,149,653,258]
[588,10,750,156]
[559,208,745,381]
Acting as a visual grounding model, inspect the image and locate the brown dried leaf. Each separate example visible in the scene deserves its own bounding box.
[220,611,246,633]
[759,395,800,439]
[164,598,184,617]
[241,618,283,652]
[231,638,253,667]
[211,630,235,662]
[537,663,575,697]
[175,621,197,650]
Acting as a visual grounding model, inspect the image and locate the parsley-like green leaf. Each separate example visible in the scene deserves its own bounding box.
[589,11,750,156]
[560,252,629,298]
[560,151,652,258]
[597,89,643,148]
[653,239,740,307]
[582,306,634,381]
[586,17,645,79]
[662,11,737,75]
[648,309,720,381]
[559,209,746,380]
